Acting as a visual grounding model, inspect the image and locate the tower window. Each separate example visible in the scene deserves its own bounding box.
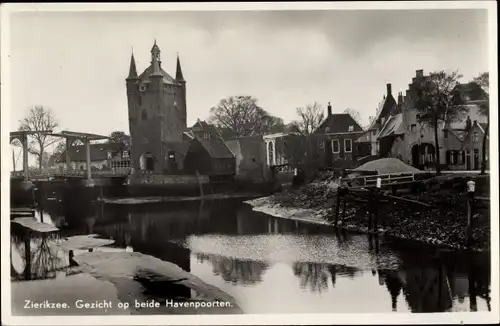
[141,110,147,120]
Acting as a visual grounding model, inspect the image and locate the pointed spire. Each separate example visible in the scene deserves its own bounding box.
[176,52,185,83]
[150,54,162,77]
[150,40,162,78]
[127,51,138,80]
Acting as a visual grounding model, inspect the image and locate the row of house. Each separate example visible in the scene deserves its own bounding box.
[356,69,489,171]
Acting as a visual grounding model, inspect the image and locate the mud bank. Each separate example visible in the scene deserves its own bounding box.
[245,174,490,252]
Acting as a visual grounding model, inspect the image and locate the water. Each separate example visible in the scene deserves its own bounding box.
[10,198,491,314]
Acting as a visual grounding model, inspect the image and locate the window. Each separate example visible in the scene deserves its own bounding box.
[122,151,129,158]
[107,151,112,160]
[411,124,417,132]
[473,132,479,143]
[372,130,377,136]
[443,130,448,139]
[344,139,352,153]
[141,110,147,120]
[332,139,340,153]
[348,125,354,132]
[204,133,210,140]
[453,151,458,165]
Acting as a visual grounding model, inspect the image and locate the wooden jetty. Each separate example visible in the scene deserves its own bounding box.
[11,217,59,233]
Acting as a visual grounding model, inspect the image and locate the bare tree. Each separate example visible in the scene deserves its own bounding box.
[208,96,284,136]
[344,108,363,128]
[473,72,489,174]
[18,106,59,171]
[293,102,325,136]
[413,71,466,175]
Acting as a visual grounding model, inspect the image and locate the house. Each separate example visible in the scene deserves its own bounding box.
[55,142,130,172]
[374,69,488,171]
[314,103,365,168]
[183,120,236,181]
[225,136,269,182]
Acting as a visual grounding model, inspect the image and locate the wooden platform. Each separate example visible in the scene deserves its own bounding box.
[11,217,59,233]
[11,207,36,218]
[58,234,115,251]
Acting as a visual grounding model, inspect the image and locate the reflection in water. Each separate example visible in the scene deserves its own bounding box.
[196,253,269,286]
[292,262,331,293]
[12,197,492,314]
[11,232,67,281]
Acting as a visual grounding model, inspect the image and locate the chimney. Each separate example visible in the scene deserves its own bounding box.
[416,69,424,78]
[386,83,392,96]
[327,102,332,116]
[397,92,403,104]
[466,116,472,130]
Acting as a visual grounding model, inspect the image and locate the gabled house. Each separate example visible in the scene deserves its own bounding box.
[314,103,365,168]
[183,120,236,181]
[356,83,398,157]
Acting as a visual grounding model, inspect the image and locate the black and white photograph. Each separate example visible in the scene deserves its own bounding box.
[1,2,498,325]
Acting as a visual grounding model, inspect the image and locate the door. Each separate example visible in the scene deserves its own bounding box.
[473,149,479,170]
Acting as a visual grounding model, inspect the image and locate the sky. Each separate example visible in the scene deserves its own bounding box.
[5,7,490,166]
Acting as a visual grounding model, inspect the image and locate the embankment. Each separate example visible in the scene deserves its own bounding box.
[245,173,490,251]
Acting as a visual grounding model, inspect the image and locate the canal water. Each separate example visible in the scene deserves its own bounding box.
[10,198,491,314]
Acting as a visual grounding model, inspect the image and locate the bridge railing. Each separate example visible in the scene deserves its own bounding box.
[11,168,131,179]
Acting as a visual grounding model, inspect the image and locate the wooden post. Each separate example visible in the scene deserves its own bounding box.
[466,180,475,247]
[368,188,373,231]
[85,138,92,180]
[373,177,381,232]
[334,177,342,225]
[341,196,347,224]
[24,234,31,280]
[22,133,29,181]
[196,170,204,198]
[65,137,72,172]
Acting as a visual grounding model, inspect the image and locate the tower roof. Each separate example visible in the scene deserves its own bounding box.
[151,39,160,53]
[176,53,185,82]
[127,52,138,79]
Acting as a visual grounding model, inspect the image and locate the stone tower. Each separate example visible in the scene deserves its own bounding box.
[126,41,187,174]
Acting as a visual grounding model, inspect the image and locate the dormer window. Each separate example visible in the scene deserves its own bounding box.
[348,125,354,132]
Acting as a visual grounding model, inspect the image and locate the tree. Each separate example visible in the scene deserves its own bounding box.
[208,96,284,136]
[413,71,466,175]
[344,108,363,128]
[473,72,489,174]
[108,131,131,146]
[18,106,59,171]
[293,102,325,136]
[53,140,66,154]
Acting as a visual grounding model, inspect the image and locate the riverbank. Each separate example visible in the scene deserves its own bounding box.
[245,173,490,252]
[99,192,261,205]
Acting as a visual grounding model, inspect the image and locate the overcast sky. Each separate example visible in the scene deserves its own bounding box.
[7,8,489,142]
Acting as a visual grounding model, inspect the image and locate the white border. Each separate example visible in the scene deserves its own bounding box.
[1,2,498,325]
